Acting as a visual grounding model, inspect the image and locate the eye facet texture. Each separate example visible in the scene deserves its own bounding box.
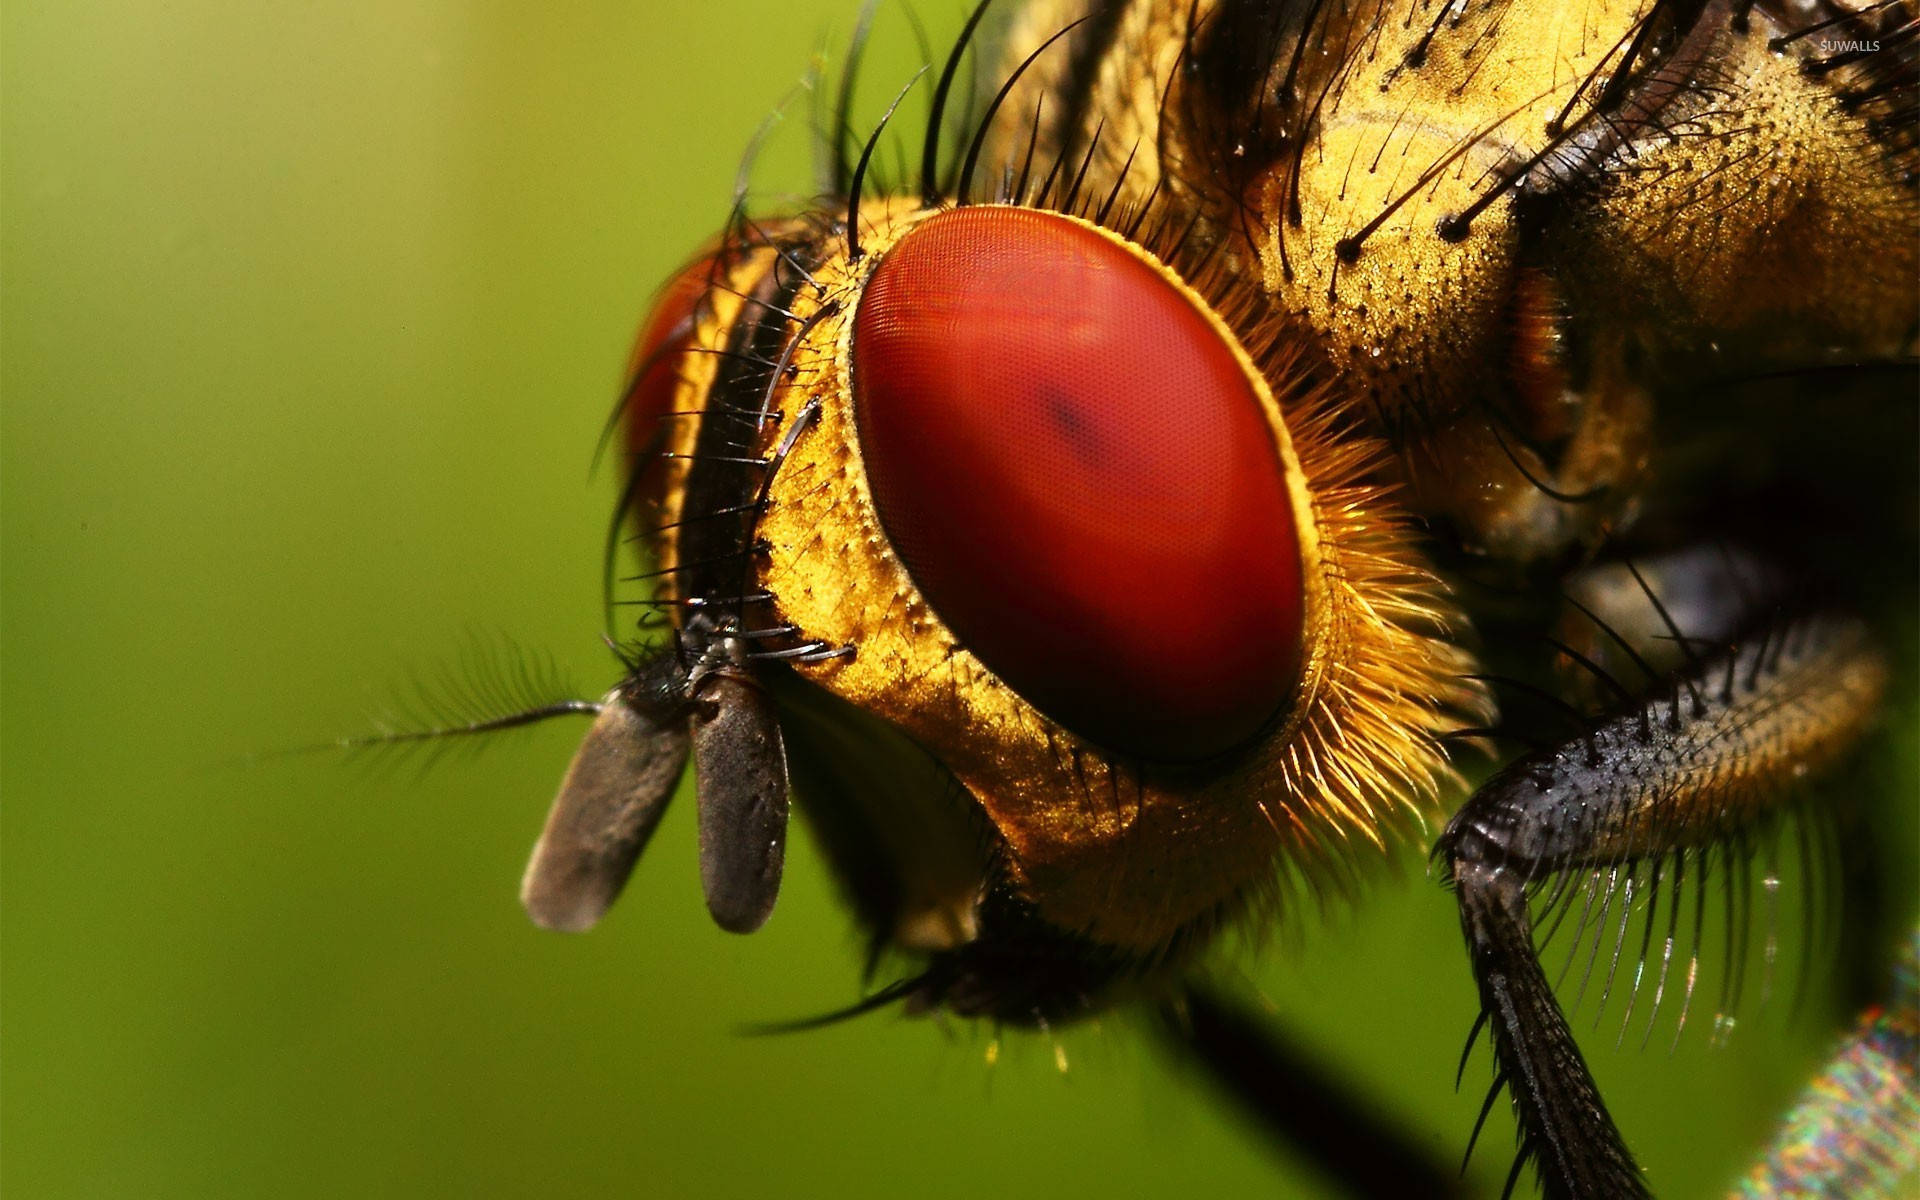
[852,207,1305,761]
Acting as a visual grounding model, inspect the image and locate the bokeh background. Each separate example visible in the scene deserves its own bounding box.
[4,4,1911,1198]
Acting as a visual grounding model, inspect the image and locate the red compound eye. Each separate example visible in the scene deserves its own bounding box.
[852,207,1305,762]
[622,254,716,467]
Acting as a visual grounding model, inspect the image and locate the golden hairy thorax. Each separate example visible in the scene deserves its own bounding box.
[992,0,1920,559]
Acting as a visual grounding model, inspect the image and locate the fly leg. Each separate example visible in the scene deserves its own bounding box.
[1156,985,1468,1200]
[1438,583,1890,1199]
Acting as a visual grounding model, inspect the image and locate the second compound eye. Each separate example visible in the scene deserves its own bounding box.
[851,206,1307,763]
[623,252,723,469]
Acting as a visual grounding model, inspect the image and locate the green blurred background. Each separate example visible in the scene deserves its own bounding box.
[3,4,1908,1198]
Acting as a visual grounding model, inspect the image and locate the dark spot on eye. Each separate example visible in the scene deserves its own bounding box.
[1042,387,1105,463]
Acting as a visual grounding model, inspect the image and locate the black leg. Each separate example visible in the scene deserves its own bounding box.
[1439,606,1889,1199]
[1158,984,1469,1200]
[1448,859,1649,1199]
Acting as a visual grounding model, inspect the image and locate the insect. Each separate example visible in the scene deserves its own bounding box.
[382,1,1918,1196]
[963,3,1917,1195]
